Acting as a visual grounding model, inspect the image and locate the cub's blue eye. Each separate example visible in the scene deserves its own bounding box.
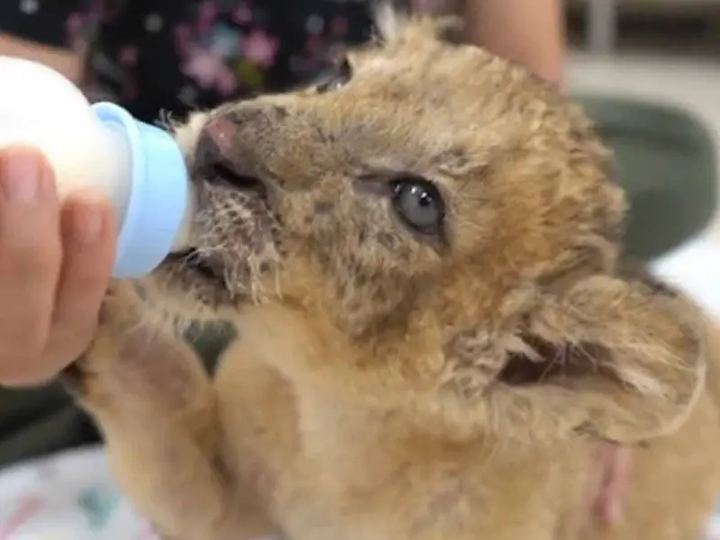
[391,177,445,235]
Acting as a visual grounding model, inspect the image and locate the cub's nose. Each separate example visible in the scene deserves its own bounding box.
[192,103,287,186]
[193,114,267,195]
[193,115,240,177]
[200,115,237,157]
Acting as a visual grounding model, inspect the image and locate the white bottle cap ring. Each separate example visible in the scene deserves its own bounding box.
[92,102,190,278]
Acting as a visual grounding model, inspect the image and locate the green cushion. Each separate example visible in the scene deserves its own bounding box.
[574,94,718,261]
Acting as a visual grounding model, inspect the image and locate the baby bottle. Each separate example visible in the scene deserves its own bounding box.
[0,55,194,278]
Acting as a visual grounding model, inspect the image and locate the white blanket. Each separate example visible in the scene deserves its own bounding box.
[0,445,158,540]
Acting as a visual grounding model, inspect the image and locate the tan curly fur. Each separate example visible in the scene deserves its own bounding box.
[62,10,720,540]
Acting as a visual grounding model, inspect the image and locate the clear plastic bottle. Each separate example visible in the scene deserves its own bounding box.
[0,55,194,278]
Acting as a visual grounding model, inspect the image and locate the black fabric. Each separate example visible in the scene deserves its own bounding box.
[0,0,90,49]
[2,0,375,124]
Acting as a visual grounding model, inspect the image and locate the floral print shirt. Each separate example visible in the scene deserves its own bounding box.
[0,0,377,123]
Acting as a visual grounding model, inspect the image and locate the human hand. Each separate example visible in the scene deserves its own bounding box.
[581,442,631,533]
[0,146,117,386]
[594,443,631,524]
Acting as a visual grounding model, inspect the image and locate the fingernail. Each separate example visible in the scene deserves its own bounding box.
[70,203,104,246]
[0,150,41,202]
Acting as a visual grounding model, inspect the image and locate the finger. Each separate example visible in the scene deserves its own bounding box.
[577,444,606,535]
[602,445,631,524]
[48,190,117,365]
[588,443,616,520]
[0,147,61,382]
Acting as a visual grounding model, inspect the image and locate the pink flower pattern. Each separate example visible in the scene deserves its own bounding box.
[22,0,373,119]
[182,46,239,95]
[241,29,280,68]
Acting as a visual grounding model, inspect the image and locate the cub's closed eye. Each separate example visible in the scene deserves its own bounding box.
[391,177,446,236]
[315,57,353,93]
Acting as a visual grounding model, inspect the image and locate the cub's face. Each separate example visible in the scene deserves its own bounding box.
[145,17,702,444]
[156,17,622,330]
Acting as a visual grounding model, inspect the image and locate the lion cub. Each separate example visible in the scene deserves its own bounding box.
[62,13,720,540]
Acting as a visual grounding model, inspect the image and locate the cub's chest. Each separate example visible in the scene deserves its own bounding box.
[265,440,590,540]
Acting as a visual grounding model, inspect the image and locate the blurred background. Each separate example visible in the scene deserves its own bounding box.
[565,0,720,209]
[566,0,720,147]
[563,0,720,317]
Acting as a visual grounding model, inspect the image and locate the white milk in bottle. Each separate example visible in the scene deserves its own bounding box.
[0,56,195,277]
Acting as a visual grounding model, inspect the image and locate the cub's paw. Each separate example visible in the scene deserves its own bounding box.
[59,280,194,415]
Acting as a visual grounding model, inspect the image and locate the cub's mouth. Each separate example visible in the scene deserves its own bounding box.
[204,161,270,204]
[165,247,227,284]
[158,156,279,306]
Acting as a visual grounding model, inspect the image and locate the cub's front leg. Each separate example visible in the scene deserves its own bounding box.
[60,281,273,540]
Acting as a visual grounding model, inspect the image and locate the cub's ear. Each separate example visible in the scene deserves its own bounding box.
[437,267,706,444]
[370,2,466,44]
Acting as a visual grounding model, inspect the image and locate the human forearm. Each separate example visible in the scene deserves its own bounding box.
[464,0,565,84]
[0,33,84,83]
